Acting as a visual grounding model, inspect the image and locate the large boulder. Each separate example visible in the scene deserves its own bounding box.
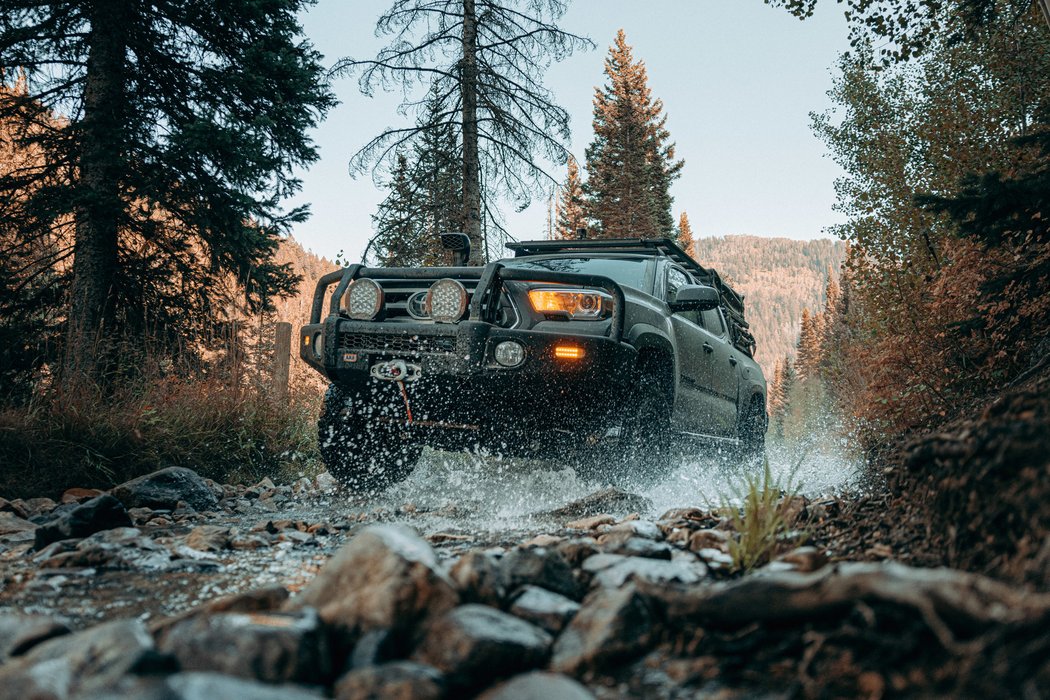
[550,585,658,674]
[0,618,169,698]
[334,661,444,700]
[291,524,458,648]
[111,467,219,512]
[33,494,132,549]
[0,613,69,663]
[157,608,329,684]
[416,604,552,691]
[477,672,596,700]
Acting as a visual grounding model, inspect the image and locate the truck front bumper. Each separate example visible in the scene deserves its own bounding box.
[300,319,638,439]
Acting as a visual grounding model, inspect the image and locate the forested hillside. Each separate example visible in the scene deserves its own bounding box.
[692,235,846,374]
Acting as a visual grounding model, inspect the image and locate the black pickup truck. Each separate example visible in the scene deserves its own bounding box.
[300,236,766,491]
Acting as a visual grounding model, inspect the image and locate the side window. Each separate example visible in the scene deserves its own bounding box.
[666,267,689,300]
[666,267,700,325]
[702,307,725,336]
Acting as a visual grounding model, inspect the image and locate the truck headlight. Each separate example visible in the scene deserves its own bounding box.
[528,288,611,320]
[427,278,468,323]
[343,279,384,320]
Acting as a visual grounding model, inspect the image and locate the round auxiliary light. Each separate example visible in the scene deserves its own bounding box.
[312,332,324,358]
[343,278,384,320]
[426,278,468,323]
[494,340,526,368]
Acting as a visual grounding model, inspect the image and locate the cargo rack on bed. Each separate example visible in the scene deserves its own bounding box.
[506,237,757,357]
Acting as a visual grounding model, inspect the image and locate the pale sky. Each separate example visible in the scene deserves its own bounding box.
[288,0,851,261]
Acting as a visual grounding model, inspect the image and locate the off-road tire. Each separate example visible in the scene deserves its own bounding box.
[579,363,675,487]
[317,383,422,493]
[737,397,768,466]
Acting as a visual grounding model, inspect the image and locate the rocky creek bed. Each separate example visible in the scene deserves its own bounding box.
[1,454,1048,699]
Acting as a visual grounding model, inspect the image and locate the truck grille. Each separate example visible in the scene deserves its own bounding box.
[339,331,457,356]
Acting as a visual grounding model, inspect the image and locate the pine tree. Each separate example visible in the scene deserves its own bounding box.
[0,0,334,378]
[585,30,683,239]
[340,0,592,263]
[795,308,823,382]
[555,156,587,239]
[677,212,697,257]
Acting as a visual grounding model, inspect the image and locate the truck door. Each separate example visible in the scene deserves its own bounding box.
[699,307,742,436]
[666,267,726,433]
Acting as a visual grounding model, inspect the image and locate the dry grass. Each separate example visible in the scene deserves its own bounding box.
[0,371,323,500]
[720,459,805,573]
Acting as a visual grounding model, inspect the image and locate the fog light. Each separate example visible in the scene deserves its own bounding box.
[344,279,384,320]
[427,278,468,323]
[494,340,526,367]
[312,332,324,358]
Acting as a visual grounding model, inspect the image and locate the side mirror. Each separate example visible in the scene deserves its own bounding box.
[440,232,471,266]
[669,284,719,312]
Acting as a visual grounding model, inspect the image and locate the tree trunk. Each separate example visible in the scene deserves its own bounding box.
[67,0,131,379]
[460,0,483,264]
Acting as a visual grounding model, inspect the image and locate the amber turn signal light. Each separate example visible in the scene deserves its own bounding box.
[554,345,585,360]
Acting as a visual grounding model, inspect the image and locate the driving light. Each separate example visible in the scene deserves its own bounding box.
[427,278,468,323]
[494,340,526,367]
[528,288,610,320]
[343,279,384,320]
[312,332,324,358]
[554,344,585,360]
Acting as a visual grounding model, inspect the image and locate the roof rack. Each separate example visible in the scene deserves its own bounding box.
[507,238,756,357]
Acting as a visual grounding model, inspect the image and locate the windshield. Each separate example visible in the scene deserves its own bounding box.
[504,257,649,292]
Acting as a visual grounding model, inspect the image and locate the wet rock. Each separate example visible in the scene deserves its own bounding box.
[584,554,708,589]
[695,548,734,570]
[151,585,289,636]
[499,547,579,600]
[688,528,730,553]
[335,661,444,700]
[111,466,219,512]
[0,497,29,519]
[565,514,615,530]
[315,472,339,492]
[60,487,104,504]
[416,604,551,691]
[22,497,57,518]
[244,476,277,500]
[550,584,657,674]
[127,507,153,524]
[0,613,69,662]
[605,519,662,540]
[85,672,326,700]
[450,549,505,605]
[0,618,170,698]
[0,511,36,536]
[292,524,458,646]
[522,534,564,548]
[158,608,328,683]
[596,531,673,560]
[39,527,173,570]
[659,507,707,521]
[546,488,651,519]
[477,672,596,700]
[555,538,601,567]
[185,525,231,552]
[772,546,829,573]
[231,533,272,550]
[508,585,580,634]
[33,494,133,549]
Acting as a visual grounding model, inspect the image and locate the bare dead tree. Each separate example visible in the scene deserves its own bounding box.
[335,0,592,263]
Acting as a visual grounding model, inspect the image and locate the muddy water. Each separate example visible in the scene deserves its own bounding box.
[0,442,862,628]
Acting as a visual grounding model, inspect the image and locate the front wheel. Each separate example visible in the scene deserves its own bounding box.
[736,398,767,467]
[317,384,422,493]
